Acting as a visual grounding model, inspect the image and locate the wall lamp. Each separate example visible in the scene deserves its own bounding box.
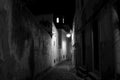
[66,33,71,38]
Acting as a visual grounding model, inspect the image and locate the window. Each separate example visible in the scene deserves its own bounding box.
[56,17,59,23]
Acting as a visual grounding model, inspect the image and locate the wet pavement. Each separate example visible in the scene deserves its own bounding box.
[36,60,83,80]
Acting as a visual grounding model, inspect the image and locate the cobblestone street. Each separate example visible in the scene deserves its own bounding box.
[37,60,83,80]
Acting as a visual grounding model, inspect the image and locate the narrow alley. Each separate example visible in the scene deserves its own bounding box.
[0,0,120,80]
[35,60,81,80]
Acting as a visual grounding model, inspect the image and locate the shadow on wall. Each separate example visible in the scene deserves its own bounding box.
[0,0,33,80]
[32,15,54,78]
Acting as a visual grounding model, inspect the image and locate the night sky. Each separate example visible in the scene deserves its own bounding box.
[23,0,75,28]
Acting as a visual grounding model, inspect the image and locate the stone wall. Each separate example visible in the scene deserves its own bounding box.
[113,7,120,75]
[74,0,115,79]
[0,0,54,80]
[33,25,52,77]
[0,0,18,80]
[98,6,115,79]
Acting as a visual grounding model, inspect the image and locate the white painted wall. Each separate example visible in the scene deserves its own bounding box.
[61,29,67,61]
[71,22,75,65]
[51,22,59,66]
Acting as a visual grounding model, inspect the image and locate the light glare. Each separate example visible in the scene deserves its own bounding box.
[56,17,59,23]
[66,33,71,38]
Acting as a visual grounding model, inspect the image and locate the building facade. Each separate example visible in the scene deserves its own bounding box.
[74,0,119,79]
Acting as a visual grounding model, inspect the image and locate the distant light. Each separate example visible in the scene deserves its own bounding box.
[56,17,59,23]
[63,18,64,23]
[66,33,71,38]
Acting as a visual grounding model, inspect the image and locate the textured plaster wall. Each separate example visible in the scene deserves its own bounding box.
[33,26,52,76]
[51,23,59,66]
[0,0,53,80]
[33,14,53,76]
[10,1,34,79]
[0,0,20,80]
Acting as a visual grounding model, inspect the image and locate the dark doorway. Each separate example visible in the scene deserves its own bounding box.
[82,30,86,66]
[92,20,99,71]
